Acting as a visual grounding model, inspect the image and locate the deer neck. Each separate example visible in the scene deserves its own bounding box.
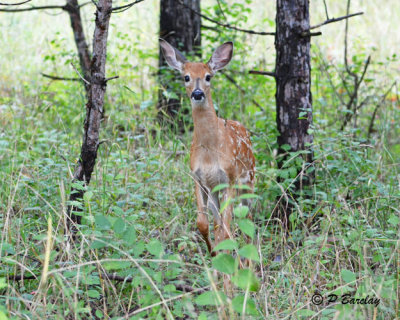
[191,95,219,150]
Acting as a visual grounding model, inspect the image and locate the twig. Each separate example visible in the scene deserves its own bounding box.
[111,0,145,13]
[41,73,81,82]
[300,31,322,37]
[0,0,31,5]
[340,55,371,130]
[201,24,220,33]
[0,4,66,12]
[249,70,276,77]
[340,0,371,131]
[104,75,119,82]
[309,11,363,30]
[70,62,90,85]
[367,81,396,138]
[0,1,91,12]
[322,0,329,20]
[178,0,274,36]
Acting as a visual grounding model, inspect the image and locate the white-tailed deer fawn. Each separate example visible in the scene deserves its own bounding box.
[160,39,255,256]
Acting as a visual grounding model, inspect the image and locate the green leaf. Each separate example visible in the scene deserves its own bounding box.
[87,289,100,299]
[103,261,130,271]
[387,214,400,226]
[238,193,259,200]
[0,278,7,290]
[90,240,107,249]
[237,219,255,239]
[212,253,236,274]
[0,310,8,320]
[95,214,111,230]
[238,244,259,261]
[296,309,316,316]
[213,239,238,251]
[231,269,260,292]
[83,190,93,202]
[195,291,227,306]
[234,205,249,218]
[95,310,103,318]
[146,239,163,257]
[341,269,356,283]
[198,312,208,320]
[140,100,153,110]
[231,295,258,315]
[113,217,126,234]
[212,183,229,193]
[122,226,136,245]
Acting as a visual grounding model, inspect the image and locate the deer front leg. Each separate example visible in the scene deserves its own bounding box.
[195,183,213,255]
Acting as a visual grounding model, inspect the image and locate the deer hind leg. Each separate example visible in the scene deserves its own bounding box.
[195,183,213,255]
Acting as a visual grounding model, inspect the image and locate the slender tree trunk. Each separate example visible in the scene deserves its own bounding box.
[65,0,92,93]
[67,0,112,232]
[158,0,201,126]
[275,0,313,228]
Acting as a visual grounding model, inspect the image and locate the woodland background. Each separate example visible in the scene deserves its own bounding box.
[0,0,399,319]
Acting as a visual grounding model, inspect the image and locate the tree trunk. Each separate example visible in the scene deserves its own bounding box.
[158,0,201,126]
[67,0,112,232]
[65,0,92,94]
[275,0,313,228]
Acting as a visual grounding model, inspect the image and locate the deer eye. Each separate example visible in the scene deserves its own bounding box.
[184,75,190,82]
[205,75,211,82]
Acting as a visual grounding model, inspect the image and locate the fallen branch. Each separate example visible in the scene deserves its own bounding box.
[103,272,206,293]
[7,271,207,294]
[178,0,274,36]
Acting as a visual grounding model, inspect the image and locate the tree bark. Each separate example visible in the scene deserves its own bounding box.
[158,0,201,126]
[65,0,92,93]
[67,0,112,231]
[275,0,313,228]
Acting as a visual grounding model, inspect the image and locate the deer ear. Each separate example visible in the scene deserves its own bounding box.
[159,38,187,72]
[207,42,233,72]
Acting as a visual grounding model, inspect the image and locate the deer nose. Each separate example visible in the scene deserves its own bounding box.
[191,89,205,101]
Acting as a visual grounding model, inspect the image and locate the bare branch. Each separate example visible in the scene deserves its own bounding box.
[309,11,363,30]
[104,75,119,82]
[178,0,275,36]
[249,70,276,77]
[111,0,144,13]
[340,55,371,130]
[0,0,31,5]
[41,73,81,81]
[368,81,396,138]
[0,4,66,12]
[0,1,91,12]
[322,0,329,20]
